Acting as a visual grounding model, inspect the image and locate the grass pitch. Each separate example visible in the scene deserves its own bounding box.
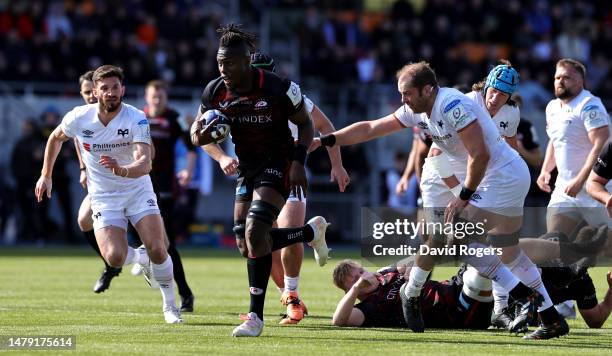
[1,247,611,355]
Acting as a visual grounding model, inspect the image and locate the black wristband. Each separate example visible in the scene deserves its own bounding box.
[320,134,336,147]
[293,144,308,165]
[79,167,86,171]
[459,187,475,201]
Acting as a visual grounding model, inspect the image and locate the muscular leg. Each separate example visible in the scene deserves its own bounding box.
[277,201,306,290]
[547,212,581,237]
[463,206,562,327]
[244,187,285,321]
[95,226,129,268]
[78,196,107,264]
[270,249,284,291]
[134,213,180,316]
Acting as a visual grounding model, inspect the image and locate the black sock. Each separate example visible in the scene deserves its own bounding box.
[167,244,192,298]
[539,305,561,325]
[83,230,110,268]
[508,282,533,300]
[540,267,573,288]
[269,225,314,251]
[247,254,272,320]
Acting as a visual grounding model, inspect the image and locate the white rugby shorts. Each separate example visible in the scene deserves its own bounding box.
[90,183,160,231]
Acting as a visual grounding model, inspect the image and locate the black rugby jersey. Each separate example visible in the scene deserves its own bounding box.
[145,106,196,194]
[200,67,303,166]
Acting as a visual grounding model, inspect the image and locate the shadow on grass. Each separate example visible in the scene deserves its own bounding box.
[266,333,609,349]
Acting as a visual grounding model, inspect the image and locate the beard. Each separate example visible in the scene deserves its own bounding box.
[100,97,121,113]
[555,86,576,100]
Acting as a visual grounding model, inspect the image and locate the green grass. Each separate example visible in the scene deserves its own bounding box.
[1,247,611,355]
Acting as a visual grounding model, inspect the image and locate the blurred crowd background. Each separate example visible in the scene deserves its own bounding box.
[0,0,611,246]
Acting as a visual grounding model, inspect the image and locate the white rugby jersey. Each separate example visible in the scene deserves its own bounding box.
[60,103,153,195]
[394,87,519,178]
[466,91,520,138]
[289,96,315,139]
[545,89,610,185]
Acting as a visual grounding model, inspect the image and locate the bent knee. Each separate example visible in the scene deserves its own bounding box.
[104,250,127,267]
[236,238,249,258]
[77,213,93,231]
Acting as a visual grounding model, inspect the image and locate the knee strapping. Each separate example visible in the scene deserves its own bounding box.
[487,231,520,248]
[247,200,280,225]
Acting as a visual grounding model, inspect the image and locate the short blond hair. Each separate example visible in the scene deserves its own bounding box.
[332,259,361,291]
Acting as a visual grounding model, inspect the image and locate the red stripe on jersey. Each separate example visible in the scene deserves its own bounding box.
[258,69,264,88]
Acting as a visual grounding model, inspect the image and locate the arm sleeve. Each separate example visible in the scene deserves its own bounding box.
[281,79,304,115]
[393,104,418,128]
[59,109,77,138]
[507,107,520,137]
[580,102,610,132]
[353,301,375,327]
[133,115,152,145]
[593,142,612,179]
[304,96,315,114]
[442,98,477,131]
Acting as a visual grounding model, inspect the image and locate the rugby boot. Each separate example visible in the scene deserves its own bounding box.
[93,267,122,293]
[307,216,331,267]
[399,283,424,333]
[233,312,264,337]
[180,294,195,313]
[523,318,569,340]
[490,308,515,330]
[279,291,304,324]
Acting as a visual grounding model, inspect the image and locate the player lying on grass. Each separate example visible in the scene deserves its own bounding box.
[332,260,494,329]
[331,252,612,330]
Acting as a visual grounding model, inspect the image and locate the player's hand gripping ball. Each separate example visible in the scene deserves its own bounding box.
[190,109,231,146]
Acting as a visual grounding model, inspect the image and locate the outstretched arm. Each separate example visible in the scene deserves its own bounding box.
[320,114,405,148]
[35,126,70,202]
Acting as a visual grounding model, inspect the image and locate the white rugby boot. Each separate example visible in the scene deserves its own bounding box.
[307,216,331,266]
[232,312,264,337]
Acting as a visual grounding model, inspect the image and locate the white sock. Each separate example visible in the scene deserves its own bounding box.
[405,266,430,297]
[507,250,554,312]
[462,243,520,291]
[134,247,149,265]
[284,275,299,292]
[492,281,509,314]
[152,256,176,309]
[122,247,136,266]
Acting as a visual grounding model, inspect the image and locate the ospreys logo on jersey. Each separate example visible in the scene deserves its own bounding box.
[437,120,444,128]
[500,121,509,130]
[117,129,129,137]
